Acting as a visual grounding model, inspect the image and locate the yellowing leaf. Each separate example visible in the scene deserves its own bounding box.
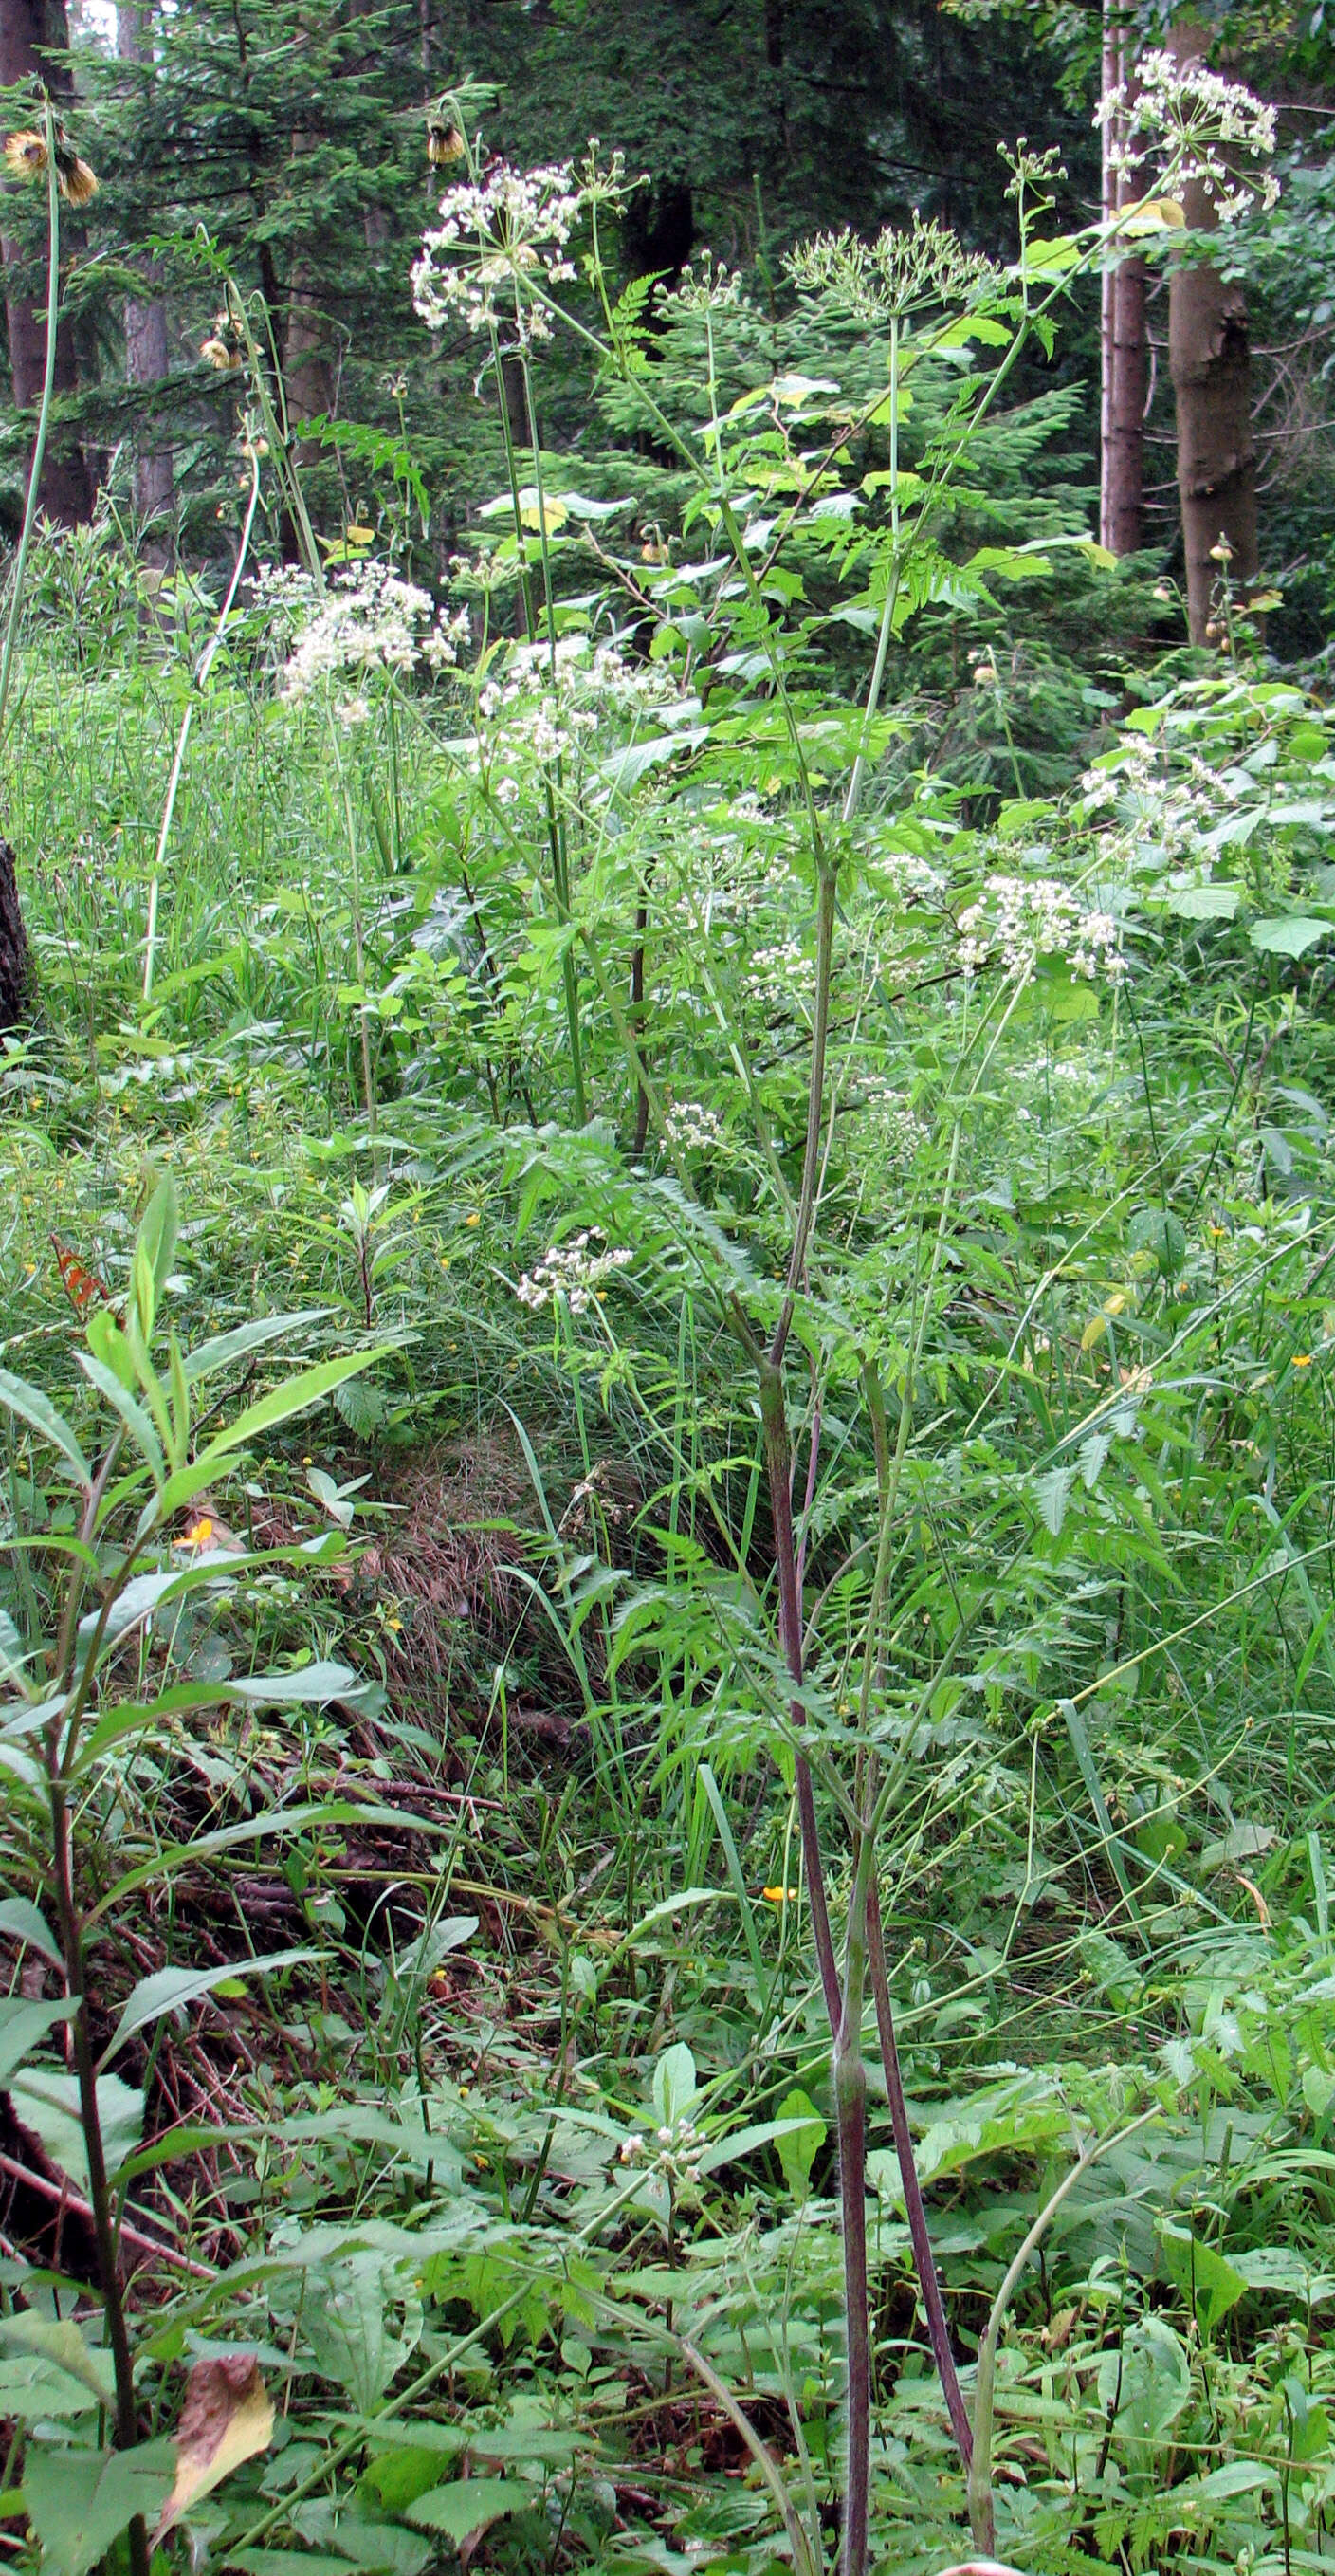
[516,488,568,534]
[1119,196,1185,233]
[154,2355,274,2542]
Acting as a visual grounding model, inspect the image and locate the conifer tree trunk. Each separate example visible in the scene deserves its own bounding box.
[0,836,28,1033]
[1167,15,1258,641]
[0,0,94,524]
[116,0,173,552]
[1099,3,1146,556]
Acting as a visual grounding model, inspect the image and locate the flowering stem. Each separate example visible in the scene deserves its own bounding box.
[0,95,61,745]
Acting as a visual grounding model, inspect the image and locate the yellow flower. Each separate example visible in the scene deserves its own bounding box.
[761,1886,799,1905]
[1293,1353,1313,1369]
[174,1517,214,1551]
[465,1211,481,1228]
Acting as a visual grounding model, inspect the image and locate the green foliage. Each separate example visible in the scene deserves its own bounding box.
[4,73,1335,2576]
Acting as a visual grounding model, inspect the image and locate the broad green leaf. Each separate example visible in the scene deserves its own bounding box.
[9,2069,143,2190]
[1098,2316,1191,2447]
[1160,2222,1248,2334]
[101,1951,318,2069]
[1164,883,1241,921]
[0,1995,77,2084]
[228,1662,356,1706]
[406,2480,532,2543]
[1250,915,1332,957]
[0,1369,90,1482]
[0,2355,105,2424]
[0,1896,64,1969]
[301,2253,423,2414]
[774,2089,826,2200]
[651,2042,698,2127]
[23,2441,174,2576]
[198,1350,390,1462]
[0,2315,116,2407]
[182,1310,332,1384]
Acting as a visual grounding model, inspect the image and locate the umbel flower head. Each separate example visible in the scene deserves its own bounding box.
[786,212,1001,322]
[1095,49,1279,219]
[4,120,98,204]
[412,150,585,345]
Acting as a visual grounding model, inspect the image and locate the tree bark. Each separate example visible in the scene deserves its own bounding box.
[0,0,94,524]
[1167,15,1259,642]
[1099,4,1146,556]
[116,0,173,552]
[0,837,29,1032]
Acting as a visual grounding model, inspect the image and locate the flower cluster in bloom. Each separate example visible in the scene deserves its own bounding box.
[515,1228,632,1315]
[958,875,1124,983]
[619,2120,704,2186]
[787,212,1001,322]
[1095,50,1279,220]
[854,1083,927,1162]
[255,563,469,702]
[664,1101,725,1151]
[412,157,583,345]
[475,633,680,789]
[1079,732,1241,873]
[745,936,809,1002]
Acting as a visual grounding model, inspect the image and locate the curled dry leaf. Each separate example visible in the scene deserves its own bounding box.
[154,2353,274,2542]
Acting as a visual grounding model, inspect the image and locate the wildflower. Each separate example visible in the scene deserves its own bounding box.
[1095,49,1279,221]
[664,1101,724,1152]
[787,211,1001,322]
[336,695,371,728]
[1293,1353,1313,1369]
[761,1886,799,1904]
[958,874,1125,984]
[413,153,586,345]
[255,560,454,701]
[4,124,97,201]
[4,129,46,181]
[515,1227,632,1316]
[174,1517,215,1552]
[427,108,466,168]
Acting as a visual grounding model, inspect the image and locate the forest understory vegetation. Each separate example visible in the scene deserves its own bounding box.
[5,26,1335,2576]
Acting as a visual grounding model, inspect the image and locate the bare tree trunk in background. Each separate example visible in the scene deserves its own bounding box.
[0,836,29,1032]
[116,0,173,554]
[1099,3,1146,556]
[0,0,94,524]
[1167,14,1258,642]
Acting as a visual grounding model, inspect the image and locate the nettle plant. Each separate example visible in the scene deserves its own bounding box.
[249,68,1282,2574]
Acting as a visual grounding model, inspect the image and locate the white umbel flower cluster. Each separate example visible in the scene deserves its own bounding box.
[515,1227,632,1315]
[412,157,583,344]
[256,562,469,703]
[618,2119,704,2185]
[958,875,1124,983]
[1095,50,1279,220]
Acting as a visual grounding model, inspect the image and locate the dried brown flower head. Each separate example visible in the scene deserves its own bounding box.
[5,128,47,181]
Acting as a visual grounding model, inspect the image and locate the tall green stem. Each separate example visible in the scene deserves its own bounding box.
[0,97,62,745]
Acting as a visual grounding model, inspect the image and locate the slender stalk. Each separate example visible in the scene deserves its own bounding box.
[867,1878,972,2468]
[834,1828,878,2576]
[759,1356,841,2031]
[842,319,901,828]
[143,443,262,999]
[0,96,62,744]
[46,1754,150,2576]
